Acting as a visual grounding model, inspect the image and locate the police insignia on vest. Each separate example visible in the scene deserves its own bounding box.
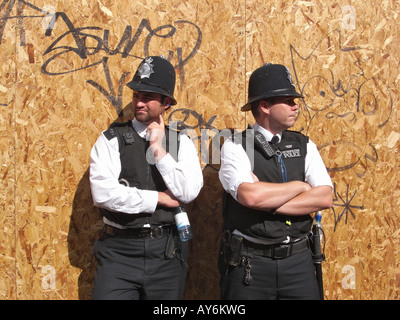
[281,149,301,158]
[139,57,154,79]
[122,132,135,144]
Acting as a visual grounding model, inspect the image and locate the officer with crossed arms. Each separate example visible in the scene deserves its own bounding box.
[218,63,333,300]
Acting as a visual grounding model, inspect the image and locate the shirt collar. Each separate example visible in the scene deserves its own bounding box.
[132,118,148,139]
[253,122,282,143]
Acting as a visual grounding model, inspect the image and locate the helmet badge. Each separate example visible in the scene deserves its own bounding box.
[138,57,154,79]
[285,66,295,89]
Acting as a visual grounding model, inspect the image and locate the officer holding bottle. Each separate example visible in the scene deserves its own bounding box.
[89,56,203,300]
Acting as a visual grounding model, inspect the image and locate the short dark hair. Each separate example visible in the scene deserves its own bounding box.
[250,97,276,118]
[250,100,261,118]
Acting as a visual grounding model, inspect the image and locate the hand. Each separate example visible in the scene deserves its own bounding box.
[147,114,167,161]
[158,190,182,208]
[302,181,312,193]
[250,171,259,182]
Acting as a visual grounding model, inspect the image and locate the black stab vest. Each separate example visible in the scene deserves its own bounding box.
[222,129,312,243]
[100,120,180,227]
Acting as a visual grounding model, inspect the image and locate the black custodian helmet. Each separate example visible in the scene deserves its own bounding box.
[126,56,177,105]
[241,63,303,111]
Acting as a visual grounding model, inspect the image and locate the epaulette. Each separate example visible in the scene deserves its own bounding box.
[103,121,131,141]
[283,129,309,143]
[103,127,118,141]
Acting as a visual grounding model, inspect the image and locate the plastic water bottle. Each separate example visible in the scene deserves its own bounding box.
[173,207,193,241]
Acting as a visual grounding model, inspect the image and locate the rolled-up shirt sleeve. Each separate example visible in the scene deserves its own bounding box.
[89,132,158,214]
[305,139,333,189]
[219,137,254,201]
[156,133,203,203]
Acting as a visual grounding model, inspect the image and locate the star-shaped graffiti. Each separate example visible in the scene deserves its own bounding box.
[332,183,364,231]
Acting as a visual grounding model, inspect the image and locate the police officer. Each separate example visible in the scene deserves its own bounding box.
[89,56,203,300]
[218,63,333,300]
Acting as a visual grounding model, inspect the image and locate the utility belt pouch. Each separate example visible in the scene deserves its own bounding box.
[165,227,177,260]
[308,231,325,263]
[228,234,244,266]
[219,230,243,266]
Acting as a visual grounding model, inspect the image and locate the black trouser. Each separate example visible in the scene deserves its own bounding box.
[220,249,320,300]
[92,229,188,300]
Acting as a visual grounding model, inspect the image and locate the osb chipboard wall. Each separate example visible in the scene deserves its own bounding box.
[0,0,398,300]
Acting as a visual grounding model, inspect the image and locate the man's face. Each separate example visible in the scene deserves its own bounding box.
[265,96,299,132]
[132,91,166,125]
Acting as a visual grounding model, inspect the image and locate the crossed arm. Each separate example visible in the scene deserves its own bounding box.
[237,180,332,216]
[219,134,333,216]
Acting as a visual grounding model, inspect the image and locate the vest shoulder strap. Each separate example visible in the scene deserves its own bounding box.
[282,129,309,144]
[104,120,136,150]
[106,120,182,159]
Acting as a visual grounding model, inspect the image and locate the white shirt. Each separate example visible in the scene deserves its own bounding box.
[219,122,333,201]
[89,118,203,228]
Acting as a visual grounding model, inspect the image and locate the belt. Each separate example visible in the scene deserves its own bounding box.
[103,224,173,239]
[242,237,309,259]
